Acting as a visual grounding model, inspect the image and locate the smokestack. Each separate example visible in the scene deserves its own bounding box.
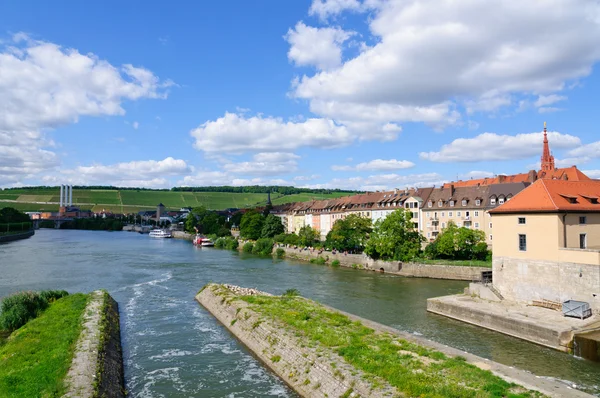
[69,185,73,206]
[60,185,64,207]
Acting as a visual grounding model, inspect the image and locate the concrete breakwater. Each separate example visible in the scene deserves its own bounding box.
[0,229,35,243]
[197,283,594,398]
[280,246,488,281]
[63,290,125,398]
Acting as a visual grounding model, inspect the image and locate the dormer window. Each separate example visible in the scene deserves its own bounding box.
[428,201,432,208]
[450,200,455,207]
[490,196,496,205]
[475,199,481,206]
[438,200,443,207]
[498,197,505,205]
[461,199,467,206]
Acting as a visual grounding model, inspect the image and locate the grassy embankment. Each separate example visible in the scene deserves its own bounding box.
[0,293,89,397]
[0,189,352,213]
[229,289,542,398]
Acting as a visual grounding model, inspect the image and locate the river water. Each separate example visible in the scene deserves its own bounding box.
[1,230,599,397]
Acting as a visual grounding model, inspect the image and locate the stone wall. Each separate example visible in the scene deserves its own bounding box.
[63,290,125,398]
[493,256,600,313]
[171,230,194,241]
[197,285,396,398]
[281,246,487,281]
[0,229,34,243]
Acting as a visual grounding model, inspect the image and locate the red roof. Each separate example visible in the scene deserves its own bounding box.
[490,179,600,214]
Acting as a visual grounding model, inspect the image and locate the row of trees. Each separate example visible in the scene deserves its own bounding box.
[4,186,360,195]
[184,206,232,237]
[237,208,489,262]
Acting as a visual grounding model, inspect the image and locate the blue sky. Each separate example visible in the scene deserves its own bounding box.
[1,0,599,190]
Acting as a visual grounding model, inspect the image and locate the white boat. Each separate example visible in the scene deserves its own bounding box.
[149,229,172,238]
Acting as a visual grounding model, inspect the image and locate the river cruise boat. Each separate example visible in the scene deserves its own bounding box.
[149,229,172,238]
[193,235,214,246]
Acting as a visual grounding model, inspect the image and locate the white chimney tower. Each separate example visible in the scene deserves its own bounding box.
[69,185,73,206]
[60,185,64,207]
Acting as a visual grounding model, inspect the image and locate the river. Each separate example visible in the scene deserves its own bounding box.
[1,230,599,397]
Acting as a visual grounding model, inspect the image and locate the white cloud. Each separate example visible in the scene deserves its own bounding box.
[223,152,300,176]
[190,112,352,153]
[420,130,581,162]
[178,170,230,187]
[583,170,600,179]
[0,33,171,185]
[535,94,567,107]
[132,121,139,129]
[293,174,320,181]
[48,157,191,188]
[294,0,600,126]
[285,22,353,70]
[538,107,564,113]
[567,141,600,159]
[332,158,415,171]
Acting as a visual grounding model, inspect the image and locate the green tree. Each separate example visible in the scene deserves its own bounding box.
[430,221,488,260]
[365,209,424,261]
[298,225,319,247]
[240,211,265,240]
[184,212,198,233]
[261,214,285,238]
[325,214,372,252]
[0,207,30,223]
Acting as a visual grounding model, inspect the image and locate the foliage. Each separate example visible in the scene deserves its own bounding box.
[185,206,228,235]
[275,248,286,258]
[298,225,319,247]
[39,220,55,228]
[0,293,88,397]
[427,221,489,260]
[276,233,300,246]
[240,211,265,240]
[242,242,254,253]
[0,207,30,223]
[261,214,285,238]
[365,209,424,261]
[225,238,239,250]
[325,214,372,252]
[283,288,299,297]
[0,290,69,332]
[331,259,340,268]
[252,238,274,256]
[239,294,541,398]
[309,256,327,265]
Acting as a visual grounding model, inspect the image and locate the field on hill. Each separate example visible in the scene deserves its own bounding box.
[0,189,352,213]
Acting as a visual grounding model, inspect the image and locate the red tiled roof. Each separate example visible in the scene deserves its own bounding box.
[490,179,600,214]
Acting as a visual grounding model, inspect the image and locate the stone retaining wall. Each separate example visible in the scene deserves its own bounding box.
[197,284,396,397]
[171,230,194,241]
[63,290,124,398]
[0,229,35,243]
[281,246,487,281]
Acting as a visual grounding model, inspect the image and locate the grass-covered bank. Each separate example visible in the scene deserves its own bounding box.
[0,293,89,397]
[212,285,544,398]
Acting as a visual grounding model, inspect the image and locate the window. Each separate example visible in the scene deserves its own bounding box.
[474,211,479,217]
[441,212,445,217]
[475,222,479,228]
[427,223,431,227]
[518,217,526,225]
[428,201,432,208]
[490,234,493,241]
[476,199,481,206]
[489,222,492,229]
[427,232,431,238]
[448,211,453,217]
[466,211,470,217]
[579,216,587,224]
[427,212,430,218]
[450,200,455,207]
[462,199,467,206]
[490,197,496,205]
[519,234,527,251]
[457,211,462,217]
[498,197,505,205]
[580,234,587,249]
[438,200,443,207]
[442,222,446,228]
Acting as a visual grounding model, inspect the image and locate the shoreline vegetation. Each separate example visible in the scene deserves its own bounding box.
[200,284,546,398]
[0,291,89,397]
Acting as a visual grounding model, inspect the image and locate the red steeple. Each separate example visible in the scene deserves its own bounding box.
[540,122,555,172]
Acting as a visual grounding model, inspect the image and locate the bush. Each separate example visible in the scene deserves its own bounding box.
[283,288,300,297]
[275,248,286,258]
[0,290,69,332]
[214,237,227,248]
[225,238,239,251]
[283,233,300,246]
[242,242,254,253]
[309,256,327,265]
[273,233,286,243]
[331,259,340,268]
[253,238,274,256]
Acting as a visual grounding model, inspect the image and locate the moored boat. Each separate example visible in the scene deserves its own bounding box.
[149,229,172,238]
[193,235,214,246]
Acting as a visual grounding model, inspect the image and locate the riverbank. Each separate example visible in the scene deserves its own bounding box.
[0,229,34,243]
[280,246,489,281]
[198,283,594,398]
[427,293,600,356]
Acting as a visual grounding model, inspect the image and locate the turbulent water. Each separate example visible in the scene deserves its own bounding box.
[1,230,599,397]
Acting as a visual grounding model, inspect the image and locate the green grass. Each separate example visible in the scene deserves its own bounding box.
[415,259,492,268]
[270,192,350,205]
[0,293,89,397]
[234,291,543,398]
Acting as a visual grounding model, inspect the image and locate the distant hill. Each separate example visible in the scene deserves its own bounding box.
[0,186,359,213]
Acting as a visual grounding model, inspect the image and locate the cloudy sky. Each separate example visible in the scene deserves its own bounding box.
[1,0,600,191]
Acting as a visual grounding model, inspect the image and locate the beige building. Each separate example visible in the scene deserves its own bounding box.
[490,179,600,312]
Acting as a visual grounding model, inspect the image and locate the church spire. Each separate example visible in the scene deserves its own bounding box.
[540,121,555,172]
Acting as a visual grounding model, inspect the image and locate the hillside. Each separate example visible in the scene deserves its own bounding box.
[0,188,354,213]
